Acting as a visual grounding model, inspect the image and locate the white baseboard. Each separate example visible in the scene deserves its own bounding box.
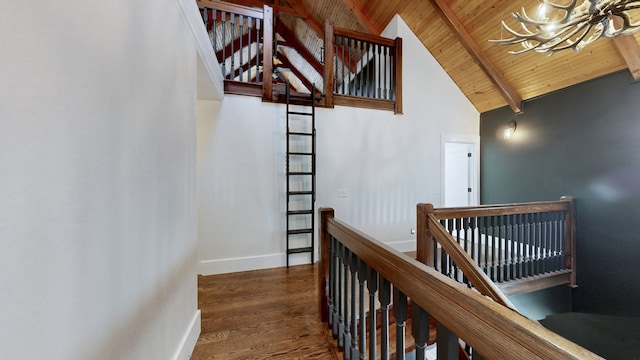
[173,310,201,360]
[199,253,289,275]
[199,239,416,275]
[387,238,416,253]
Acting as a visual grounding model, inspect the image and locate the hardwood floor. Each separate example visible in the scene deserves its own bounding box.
[191,264,338,359]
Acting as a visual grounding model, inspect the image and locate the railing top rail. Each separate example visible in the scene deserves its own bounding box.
[323,209,599,360]
[333,26,397,47]
[197,0,264,19]
[432,197,574,219]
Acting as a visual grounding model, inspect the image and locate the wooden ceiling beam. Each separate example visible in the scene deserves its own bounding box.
[339,0,379,35]
[429,0,522,113]
[287,0,324,36]
[613,34,640,81]
[275,21,324,76]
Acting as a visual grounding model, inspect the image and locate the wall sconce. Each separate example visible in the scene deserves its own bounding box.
[504,120,517,140]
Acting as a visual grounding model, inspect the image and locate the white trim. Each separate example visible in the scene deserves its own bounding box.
[172,310,201,360]
[199,253,286,275]
[386,239,416,253]
[176,0,224,100]
[200,240,417,275]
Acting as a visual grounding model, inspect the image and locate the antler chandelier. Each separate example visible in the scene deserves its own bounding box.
[491,0,640,54]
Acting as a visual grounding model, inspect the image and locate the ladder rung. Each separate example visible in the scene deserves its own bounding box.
[289,152,313,156]
[288,171,313,176]
[288,228,313,235]
[289,131,313,136]
[288,191,313,196]
[288,111,313,116]
[287,246,313,254]
[288,210,313,215]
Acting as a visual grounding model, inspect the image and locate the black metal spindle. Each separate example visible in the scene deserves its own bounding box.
[328,235,335,329]
[508,214,515,281]
[359,41,365,96]
[383,45,388,99]
[337,242,344,345]
[378,277,391,360]
[436,322,459,360]
[347,38,352,95]
[390,47,395,100]
[516,213,523,279]
[542,213,549,273]
[247,18,253,81]
[230,14,236,80]
[256,19,264,82]
[532,213,539,275]
[498,215,504,282]
[367,42,373,98]
[377,43,382,99]
[238,15,244,81]
[367,267,378,360]
[412,305,429,360]
[358,259,366,360]
[345,249,353,359]
[336,37,341,94]
[462,217,470,286]
[480,216,488,274]
[350,252,359,360]
[221,12,227,78]
[341,36,347,95]
[470,217,477,269]
[393,287,408,360]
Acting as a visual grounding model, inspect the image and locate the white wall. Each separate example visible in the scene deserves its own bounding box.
[197,15,479,274]
[0,1,203,359]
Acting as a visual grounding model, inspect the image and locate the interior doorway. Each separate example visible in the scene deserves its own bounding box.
[443,139,478,207]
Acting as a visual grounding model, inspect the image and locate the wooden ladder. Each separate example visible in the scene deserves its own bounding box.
[285,81,317,267]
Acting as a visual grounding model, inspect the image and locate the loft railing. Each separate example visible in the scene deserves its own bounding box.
[197,0,273,100]
[417,197,577,296]
[324,21,403,113]
[319,208,601,360]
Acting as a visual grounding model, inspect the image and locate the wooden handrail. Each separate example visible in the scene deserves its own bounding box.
[319,208,601,359]
[196,0,264,19]
[431,198,573,219]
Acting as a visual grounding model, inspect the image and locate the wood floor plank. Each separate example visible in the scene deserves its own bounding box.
[191,264,337,360]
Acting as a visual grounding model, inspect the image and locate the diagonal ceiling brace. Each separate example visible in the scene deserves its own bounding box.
[429,0,522,113]
[339,0,380,35]
[275,21,324,76]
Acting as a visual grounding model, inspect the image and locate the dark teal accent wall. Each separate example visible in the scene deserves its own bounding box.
[480,70,640,316]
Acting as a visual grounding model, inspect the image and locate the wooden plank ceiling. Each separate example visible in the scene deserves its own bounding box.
[221,0,640,113]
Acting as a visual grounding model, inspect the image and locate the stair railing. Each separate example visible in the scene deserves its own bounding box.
[323,21,403,113]
[417,196,577,296]
[319,208,600,360]
[197,0,273,100]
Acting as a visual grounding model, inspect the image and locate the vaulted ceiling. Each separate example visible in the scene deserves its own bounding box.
[218,0,640,113]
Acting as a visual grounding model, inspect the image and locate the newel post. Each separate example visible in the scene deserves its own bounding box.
[416,203,434,267]
[319,208,334,323]
[394,37,403,114]
[561,196,578,288]
[261,5,273,101]
[324,20,335,109]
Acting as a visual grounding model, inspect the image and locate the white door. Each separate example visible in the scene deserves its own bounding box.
[444,142,474,207]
